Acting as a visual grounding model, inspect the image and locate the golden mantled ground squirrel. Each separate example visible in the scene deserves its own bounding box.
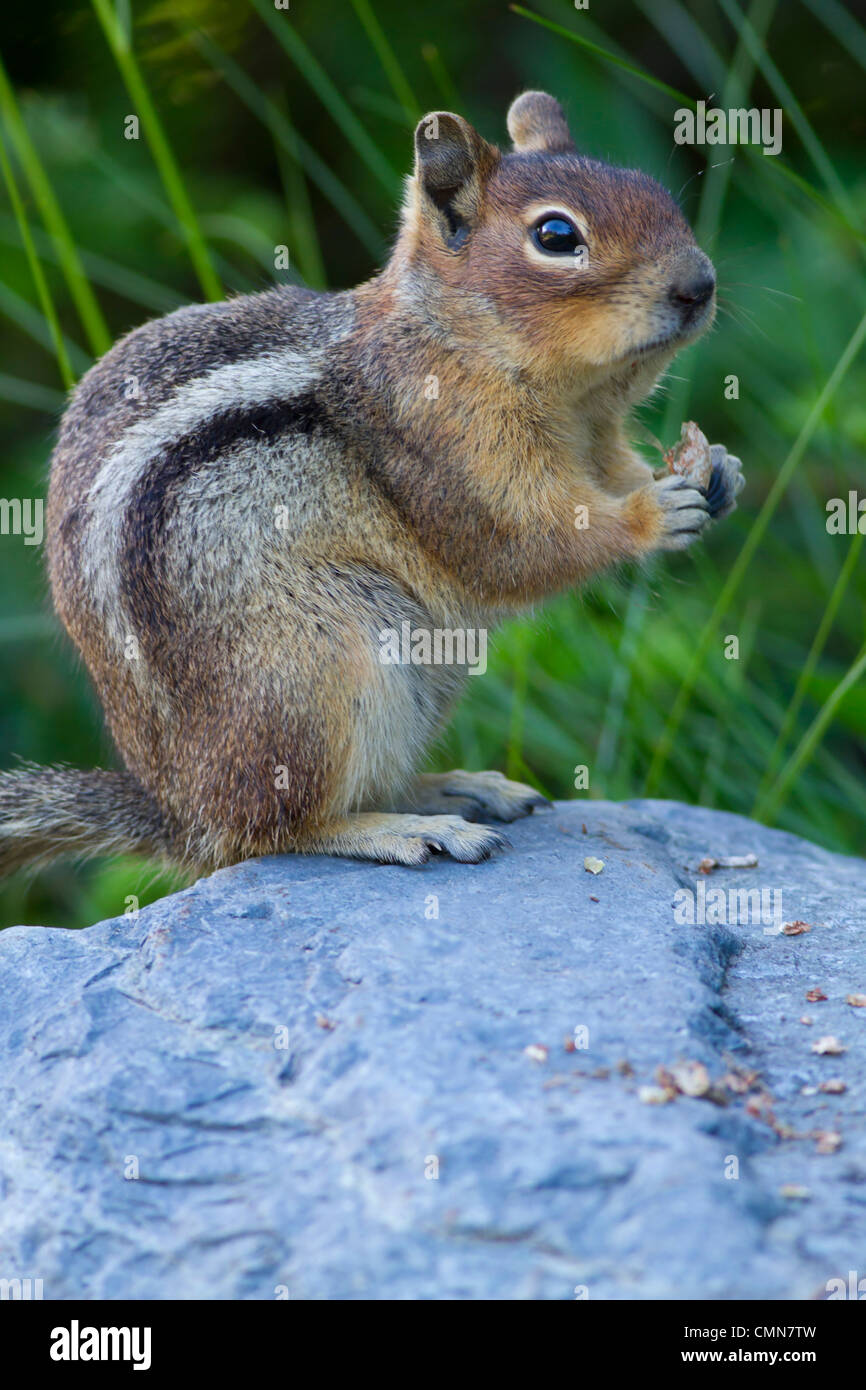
[0,91,743,875]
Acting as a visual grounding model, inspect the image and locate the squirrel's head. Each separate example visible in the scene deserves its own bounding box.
[392,91,715,394]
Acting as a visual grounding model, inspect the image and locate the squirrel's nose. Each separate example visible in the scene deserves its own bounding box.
[668,270,716,309]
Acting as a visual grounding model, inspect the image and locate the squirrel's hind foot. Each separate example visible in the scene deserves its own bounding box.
[394,770,550,824]
[299,811,510,865]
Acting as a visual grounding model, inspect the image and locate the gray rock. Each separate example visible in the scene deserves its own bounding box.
[1,799,864,1301]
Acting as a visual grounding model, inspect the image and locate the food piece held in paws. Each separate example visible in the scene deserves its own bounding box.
[663,421,712,490]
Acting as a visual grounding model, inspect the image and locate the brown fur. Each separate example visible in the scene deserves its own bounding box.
[1,92,741,879]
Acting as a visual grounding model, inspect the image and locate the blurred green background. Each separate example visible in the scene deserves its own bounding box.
[0,0,864,928]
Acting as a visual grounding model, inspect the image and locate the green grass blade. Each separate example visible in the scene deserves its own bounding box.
[634,0,721,91]
[350,87,411,127]
[199,211,297,275]
[0,126,74,389]
[0,372,66,413]
[505,624,530,782]
[0,50,111,356]
[349,0,421,122]
[753,528,865,803]
[248,0,402,197]
[90,0,222,301]
[509,5,693,103]
[87,148,258,294]
[421,44,462,112]
[0,275,90,374]
[115,0,132,44]
[268,88,327,290]
[755,642,866,824]
[595,567,651,782]
[760,158,862,244]
[717,0,859,229]
[645,304,866,793]
[70,245,185,313]
[801,0,866,72]
[191,29,385,261]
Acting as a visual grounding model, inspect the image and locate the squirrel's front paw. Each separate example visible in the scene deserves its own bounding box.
[705,444,745,520]
[653,473,712,551]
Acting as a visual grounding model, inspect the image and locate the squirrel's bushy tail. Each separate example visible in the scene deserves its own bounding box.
[0,764,169,877]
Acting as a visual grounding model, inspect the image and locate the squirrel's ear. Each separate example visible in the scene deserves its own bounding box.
[412,112,498,249]
[507,91,575,153]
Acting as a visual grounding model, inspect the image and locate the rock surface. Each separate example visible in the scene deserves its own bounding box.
[1,799,864,1301]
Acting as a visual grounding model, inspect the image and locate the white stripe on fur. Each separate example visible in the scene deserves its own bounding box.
[84,348,325,638]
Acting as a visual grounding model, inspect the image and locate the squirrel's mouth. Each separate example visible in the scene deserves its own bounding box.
[618,331,681,370]
[628,333,678,360]
[623,304,715,368]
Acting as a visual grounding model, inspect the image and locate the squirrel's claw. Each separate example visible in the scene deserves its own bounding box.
[653,473,712,552]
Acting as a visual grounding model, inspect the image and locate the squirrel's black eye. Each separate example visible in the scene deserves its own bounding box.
[532,215,584,255]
